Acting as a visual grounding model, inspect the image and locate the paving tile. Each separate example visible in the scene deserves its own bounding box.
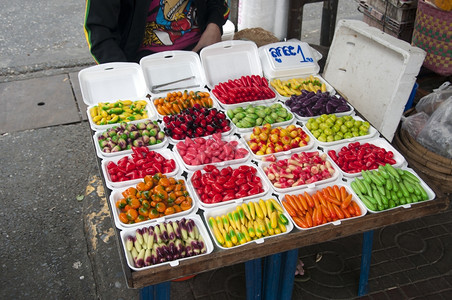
[0,74,80,133]
[384,287,405,299]
[383,246,406,260]
[427,277,451,291]
[412,279,437,295]
[389,271,411,286]
[439,289,452,299]
[69,72,87,121]
[373,275,399,291]
[422,237,445,264]
[377,226,399,248]
[396,232,427,254]
[408,254,429,268]
[370,250,390,265]
[405,266,437,283]
[368,291,389,300]
[400,284,421,298]
[394,256,416,271]
[415,227,434,239]
[428,224,449,236]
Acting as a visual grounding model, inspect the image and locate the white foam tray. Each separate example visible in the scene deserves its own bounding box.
[268,75,336,102]
[78,62,153,131]
[200,40,263,90]
[120,214,213,271]
[85,99,155,131]
[344,167,436,214]
[173,134,250,172]
[324,137,407,177]
[109,180,198,231]
[273,182,367,230]
[188,163,271,211]
[202,196,294,250]
[93,123,169,160]
[286,97,355,123]
[303,115,378,147]
[240,125,315,161]
[101,148,180,190]
[258,150,341,193]
[226,103,296,134]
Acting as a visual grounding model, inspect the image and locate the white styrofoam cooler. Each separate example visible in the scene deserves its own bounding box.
[323,20,426,142]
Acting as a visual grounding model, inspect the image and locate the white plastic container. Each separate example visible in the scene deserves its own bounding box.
[241,124,315,161]
[273,182,367,230]
[140,51,207,95]
[188,163,271,211]
[323,20,426,142]
[324,137,407,178]
[92,120,168,160]
[120,214,213,271]
[258,41,335,100]
[345,167,436,214]
[258,150,341,193]
[78,62,155,131]
[221,20,235,41]
[303,115,378,147]
[101,148,180,190]
[173,134,250,172]
[109,180,198,231]
[226,103,296,134]
[203,196,294,250]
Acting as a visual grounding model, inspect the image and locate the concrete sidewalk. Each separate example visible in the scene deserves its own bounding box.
[1,67,452,300]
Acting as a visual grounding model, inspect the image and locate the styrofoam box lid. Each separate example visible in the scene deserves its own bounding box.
[203,196,294,250]
[101,148,180,190]
[110,182,198,231]
[259,41,320,79]
[78,62,148,106]
[344,167,436,214]
[120,214,213,271]
[200,40,263,90]
[273,182,367,230]
[324,137,407,178]
[140,51,207,94]
[323,20,426,142]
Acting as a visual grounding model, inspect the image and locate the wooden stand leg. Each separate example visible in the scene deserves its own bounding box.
[140,281,171,300]
[358,230,374,296]
[245,258,263,300]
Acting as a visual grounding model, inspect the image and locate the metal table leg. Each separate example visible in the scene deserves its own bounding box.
[140,281,171,300]
[358,230,374,296]
[245,258,263,300]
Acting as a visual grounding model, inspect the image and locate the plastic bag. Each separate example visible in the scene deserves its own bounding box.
[401,111,430,138]
[416,96,452,159]
[415,81,452,115]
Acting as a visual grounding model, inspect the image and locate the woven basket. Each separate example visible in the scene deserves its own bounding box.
[411,0,452,76]
[393,108,452,194]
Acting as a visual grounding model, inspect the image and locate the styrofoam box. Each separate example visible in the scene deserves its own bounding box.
[92,121,168,160]
[258,150,341,193]
[268,75,336,102]
[78,62,155,131]
[203,196,294,250]
[173,134,250,172]
[200,40,263,90]
[226,103,296,134]
[241,125,315,161]
[188,163,271,211]
[325,137,407,178]
[165,125,235,144]
[101,148,180,190]
[286,96,355,123]
[273,182,367,230]
[303,116,378,147]
[120,214,213,271]
[344,167,436,214]
[323,20,426,142]
[109,181,198,231]
[150,88,220,120]
[140,51,207,95]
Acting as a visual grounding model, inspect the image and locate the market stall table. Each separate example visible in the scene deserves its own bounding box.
[90,126,450,300]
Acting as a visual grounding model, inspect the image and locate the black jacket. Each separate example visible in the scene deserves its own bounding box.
[84,0,229,63]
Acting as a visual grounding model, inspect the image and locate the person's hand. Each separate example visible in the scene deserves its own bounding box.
[192,23,222,53]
